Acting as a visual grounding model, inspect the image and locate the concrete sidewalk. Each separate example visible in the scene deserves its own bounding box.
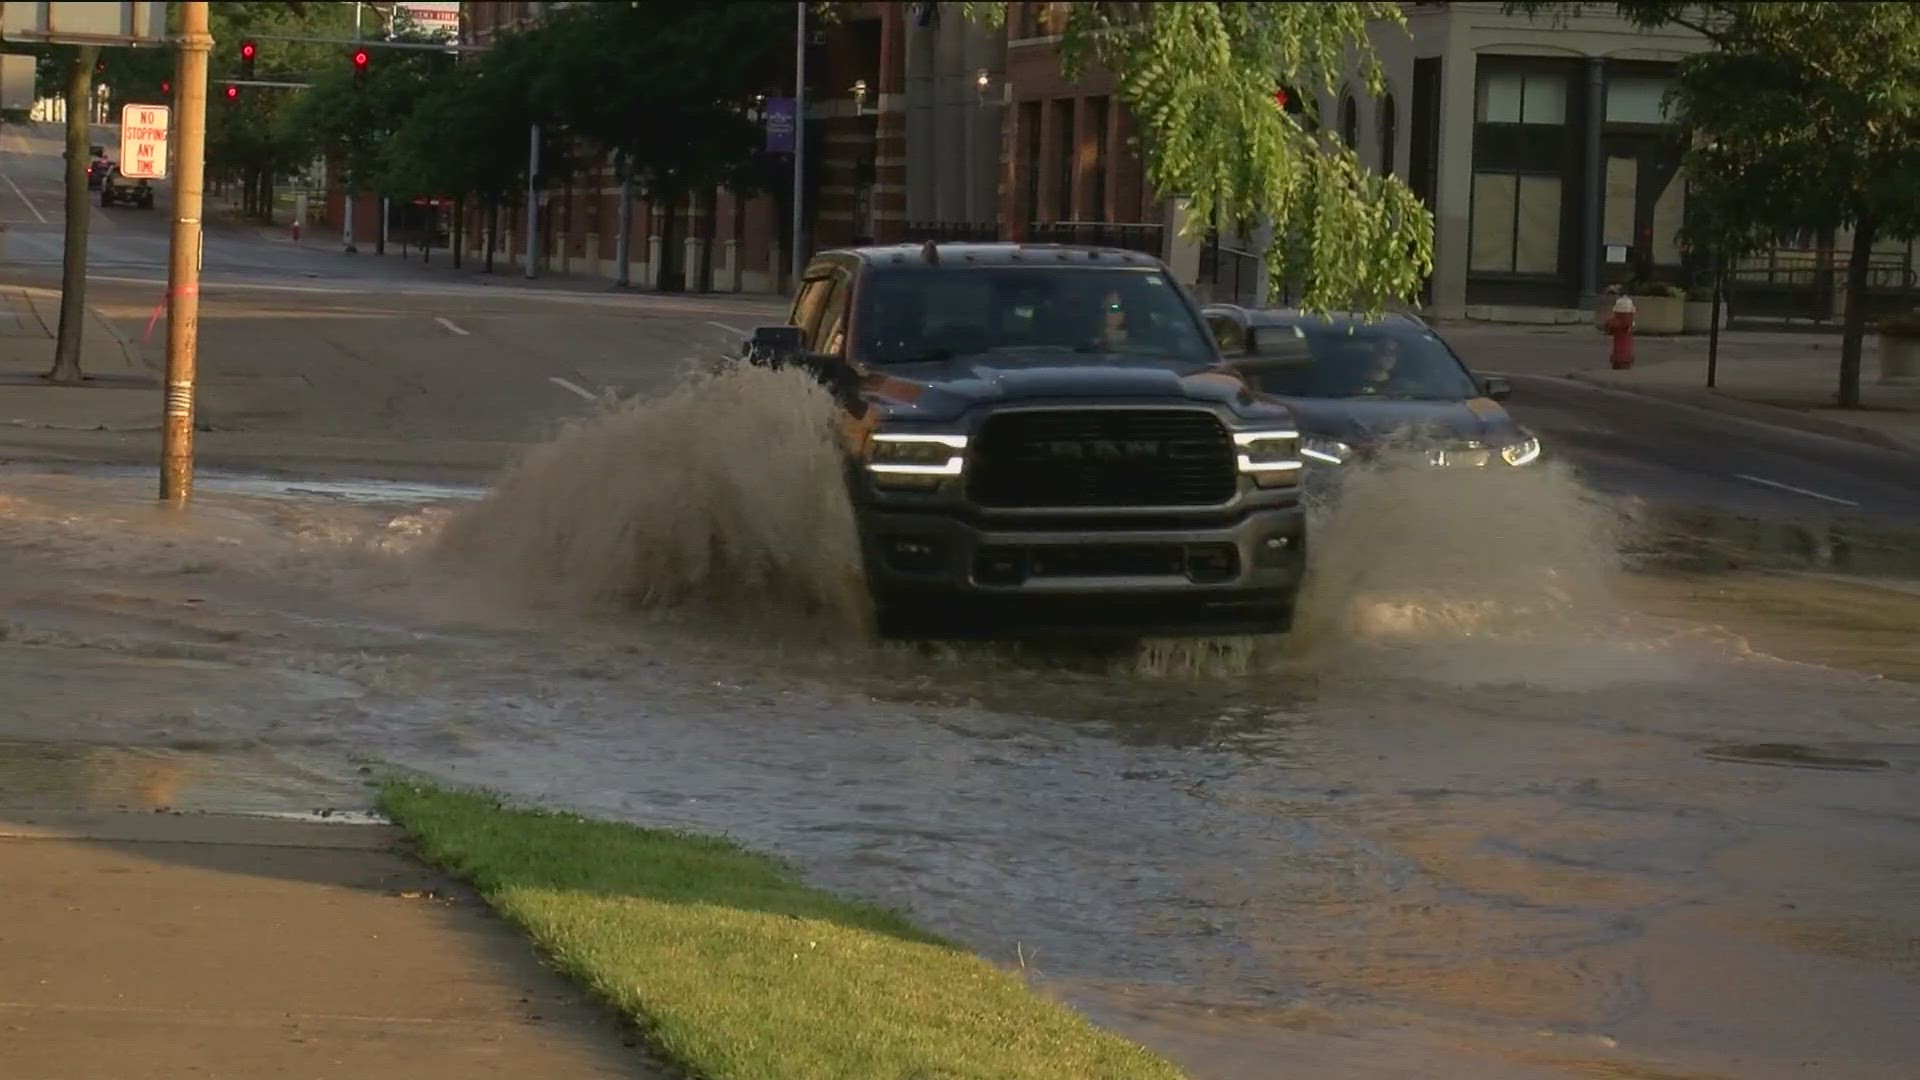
[1,808,655,1079]
[0,283,159,436]
[1439,322,1920,455]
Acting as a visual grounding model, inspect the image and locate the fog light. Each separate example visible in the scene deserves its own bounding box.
[1184,544,1239,583]
[1255,534,1300,568]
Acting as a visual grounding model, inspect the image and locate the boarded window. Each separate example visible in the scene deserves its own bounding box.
[1470,172,1562,275]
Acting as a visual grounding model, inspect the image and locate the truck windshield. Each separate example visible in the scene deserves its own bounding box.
[1242,321,1480,401]
[854,264,1216,366]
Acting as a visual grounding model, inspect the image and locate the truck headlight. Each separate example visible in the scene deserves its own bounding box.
[1500,436,1542,467]
[866,432,967,487]
[1233,429,1303,488]
[1300,437,1353,466]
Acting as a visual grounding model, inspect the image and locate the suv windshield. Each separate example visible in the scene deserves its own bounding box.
[1240,320,1479,400]
[854,264,1215,366]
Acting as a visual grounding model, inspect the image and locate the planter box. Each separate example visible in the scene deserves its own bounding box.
[1880,332,1920,385]
[1631,295,1685,335]
[1683,300,1728,334]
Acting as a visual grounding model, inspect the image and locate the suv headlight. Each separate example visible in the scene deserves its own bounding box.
[1233,429,1302,488]
[866,432,967,488]
[1300,437,1353,466]
[1500,436,1542,467]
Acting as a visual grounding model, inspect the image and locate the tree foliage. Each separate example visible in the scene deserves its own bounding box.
[962,1,1433,314]
[1513,2,1920,406]
[518,2,792,204]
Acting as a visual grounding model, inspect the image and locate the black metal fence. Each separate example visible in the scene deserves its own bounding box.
[1025,221,1165,256]
[903,220,1002,244]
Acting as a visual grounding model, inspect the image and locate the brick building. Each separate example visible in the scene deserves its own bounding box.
[317,2,1189,297]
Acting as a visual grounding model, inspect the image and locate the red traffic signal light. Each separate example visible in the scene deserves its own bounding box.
[353,49,369,69]
[161,79,171,96]
[225,85,239,101]
[240,40,257,79]
[240,41,256,60]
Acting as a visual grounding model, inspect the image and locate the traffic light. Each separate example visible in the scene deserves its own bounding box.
[224,84,239,104]
[352,48,369,86]
[239,40,257,80]
[161,79,171,97]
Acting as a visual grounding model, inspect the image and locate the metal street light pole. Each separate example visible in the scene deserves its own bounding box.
[161,1,212,506]
[525,124,540,279]
[791,0,806,285]
[344,3,361,250]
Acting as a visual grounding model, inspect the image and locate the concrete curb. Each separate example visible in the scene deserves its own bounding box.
[1563,370,1920,457]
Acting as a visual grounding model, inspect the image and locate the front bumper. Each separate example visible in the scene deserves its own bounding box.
[857,503,1307,637]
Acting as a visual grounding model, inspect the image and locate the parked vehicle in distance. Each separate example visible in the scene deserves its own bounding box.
[743,241,1309,641]
[86,148,112,190]
[1199,305,1542,484]
[99,166,155,210]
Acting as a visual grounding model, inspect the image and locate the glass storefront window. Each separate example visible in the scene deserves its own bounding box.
[1476,72,1567,125]
[1607,77,1675,124]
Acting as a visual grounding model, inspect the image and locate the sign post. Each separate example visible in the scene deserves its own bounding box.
[160,2,212,507]
[118,103,170,180]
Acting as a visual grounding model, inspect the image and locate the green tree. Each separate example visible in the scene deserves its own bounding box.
[284,28,459,245]
[1512,2,1920,408]
[378,35,575,270]
[204,2,357,219]
[959,1,1433,313]
[518,1,792,290]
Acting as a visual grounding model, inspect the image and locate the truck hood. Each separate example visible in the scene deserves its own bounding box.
[1279,396,1524,447]
[865,354,1258,417]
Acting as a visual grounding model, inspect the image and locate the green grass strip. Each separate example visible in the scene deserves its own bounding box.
[379,781,1188,1080]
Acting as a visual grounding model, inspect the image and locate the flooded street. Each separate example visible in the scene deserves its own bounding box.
[3,452,1918,1080]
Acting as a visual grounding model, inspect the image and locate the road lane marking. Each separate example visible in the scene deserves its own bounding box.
[434,316,470,336]
[548,376,599,401]
[2,172,47,223]
[705,321,749,336]
[1735,474,1860,507]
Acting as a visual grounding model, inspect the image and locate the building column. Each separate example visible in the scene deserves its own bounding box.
[1580,56,1605,309]
[873,3,909,243]
[1429,52,1479,318]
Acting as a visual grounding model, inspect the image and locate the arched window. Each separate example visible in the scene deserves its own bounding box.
[1339,93,1359,149]
[1379,94,1397,176]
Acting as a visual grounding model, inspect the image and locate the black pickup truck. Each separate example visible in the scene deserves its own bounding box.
[743,241,1308,640]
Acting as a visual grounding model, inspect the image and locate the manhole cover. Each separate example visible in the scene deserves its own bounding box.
[1701,742,1890,772]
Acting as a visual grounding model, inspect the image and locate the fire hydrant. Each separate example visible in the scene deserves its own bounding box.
[290,219,301,242]
[1603,295,1636,370]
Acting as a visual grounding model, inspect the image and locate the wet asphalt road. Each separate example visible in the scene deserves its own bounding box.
[1498,373,1920,528]
[6,117,1920,1080]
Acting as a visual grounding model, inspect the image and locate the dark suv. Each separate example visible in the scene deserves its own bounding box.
[99,166,155,210]
[744,242,1308,639]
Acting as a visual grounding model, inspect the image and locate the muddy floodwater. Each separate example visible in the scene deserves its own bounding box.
[5,398,1920,1078]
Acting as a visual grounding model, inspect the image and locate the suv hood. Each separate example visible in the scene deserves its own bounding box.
[1280,396,1523,447]
[868,354,1258,415]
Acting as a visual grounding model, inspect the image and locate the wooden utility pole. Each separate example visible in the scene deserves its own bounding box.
[161,1,212,506]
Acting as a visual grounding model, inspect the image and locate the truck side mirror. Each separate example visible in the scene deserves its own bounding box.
[744,325,805,367]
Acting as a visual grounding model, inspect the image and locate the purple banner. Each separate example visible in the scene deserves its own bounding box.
[763,97,796,155]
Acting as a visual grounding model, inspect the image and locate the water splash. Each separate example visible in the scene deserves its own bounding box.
[431,363,872,634]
